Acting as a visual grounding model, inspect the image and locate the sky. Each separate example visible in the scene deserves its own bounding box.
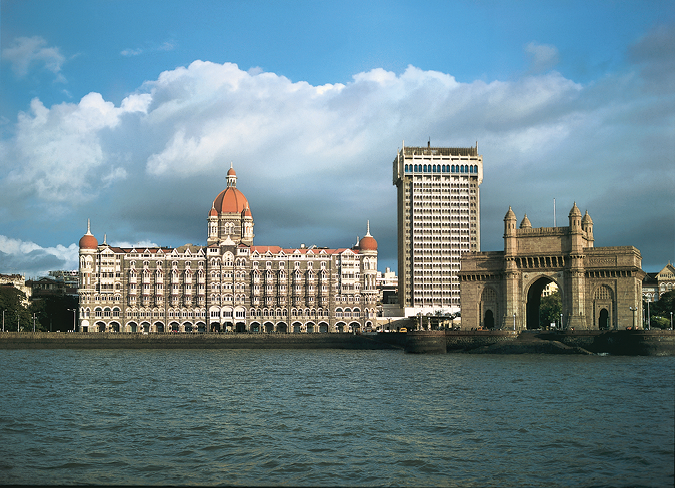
[1,0,674,278]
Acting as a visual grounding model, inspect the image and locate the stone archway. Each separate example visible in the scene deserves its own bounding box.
[526,276,560,330]
[484,310,494,329]
[599,308,609,330]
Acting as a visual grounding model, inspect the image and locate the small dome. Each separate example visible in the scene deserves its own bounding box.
[582,210,593,224]
[569,202,581,217]
[358,221,377,251]
[520,214,532,229]
[79,220,98,249]
[227,166,236,177]
[242,206,252,218]
[209,205,218,217]
[504,206,516,220]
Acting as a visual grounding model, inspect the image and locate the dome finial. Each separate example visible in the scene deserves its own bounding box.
[87,218,91,235]
[365,220,372,237]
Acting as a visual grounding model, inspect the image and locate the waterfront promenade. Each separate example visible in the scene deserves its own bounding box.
[1,329,674,355]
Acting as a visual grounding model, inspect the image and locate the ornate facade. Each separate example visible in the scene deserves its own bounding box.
[78,165,378,333]
[459,203,645,330]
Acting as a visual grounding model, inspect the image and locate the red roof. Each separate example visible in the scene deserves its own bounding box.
[79,234,98,249]
[212,186,250,214]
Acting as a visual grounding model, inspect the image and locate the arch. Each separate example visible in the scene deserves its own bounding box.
[170,321,180,332]
[250,321,261,333]
[154,321,165,333]
[525,276,560,330]
[318,321,329,333]
[96,321,106,332]
[127,321,138,333]
[109,321,121,332]
[484,310,494,329]
[235,322,246,333]
[264,321,275,333]
[598,308,610,330]
[335,321,347,333]
[293,322,303,333]
[277,322,288,333]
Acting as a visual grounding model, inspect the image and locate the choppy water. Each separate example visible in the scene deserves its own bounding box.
[0,349,672,487]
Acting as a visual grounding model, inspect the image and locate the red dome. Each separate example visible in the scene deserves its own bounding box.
[242,206,252,217]
[213,187,249,214]
[209,206,218,217]
[227,166,236,176]
[359,235,377,251]
[79,233,98,250]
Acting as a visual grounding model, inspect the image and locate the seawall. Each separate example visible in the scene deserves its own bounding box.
[2,330,673,355]
[0,332,400,350]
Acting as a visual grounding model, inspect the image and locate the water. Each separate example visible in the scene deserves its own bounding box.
[0,350,672,487]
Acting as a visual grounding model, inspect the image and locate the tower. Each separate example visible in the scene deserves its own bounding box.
[207,164,254,246]
[393,142,483,316]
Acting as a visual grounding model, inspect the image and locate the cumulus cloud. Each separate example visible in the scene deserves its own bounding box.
[1,36,67,82]
[0,235,78,277]
[1,34,673,276]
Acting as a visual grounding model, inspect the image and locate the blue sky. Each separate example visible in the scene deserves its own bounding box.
[1,0,674,277]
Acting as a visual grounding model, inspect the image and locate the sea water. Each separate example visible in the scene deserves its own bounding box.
[0,349,672,487]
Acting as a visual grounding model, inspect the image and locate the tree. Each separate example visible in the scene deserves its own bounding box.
[30,294,79,332]
[0,286,32,331]
[649,291,675,329]
[540,291,562,328]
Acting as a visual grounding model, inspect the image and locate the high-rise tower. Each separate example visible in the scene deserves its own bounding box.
[393,142,483,316]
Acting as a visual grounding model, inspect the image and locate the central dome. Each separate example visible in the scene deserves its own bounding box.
[213,186,249,214]
[212,164,250,214]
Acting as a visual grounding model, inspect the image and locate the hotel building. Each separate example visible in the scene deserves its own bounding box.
[78,165,378,333]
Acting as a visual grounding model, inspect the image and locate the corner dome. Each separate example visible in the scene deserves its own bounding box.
[569,202,581,217]
[358,221,377,251]
[79,220,98,249]
[520,214,532,229]
[582,210,593,224]
[504,206,516,220]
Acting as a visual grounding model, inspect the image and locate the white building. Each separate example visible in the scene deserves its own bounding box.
[393,142,482,317]
[78,165,379,333]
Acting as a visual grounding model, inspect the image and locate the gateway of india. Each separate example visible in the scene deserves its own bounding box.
[459,203,645,330]
[78,165,378,333]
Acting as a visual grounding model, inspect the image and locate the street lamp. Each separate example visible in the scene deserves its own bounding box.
[629,307,637,330]
[33,313,36,333]
[560,313,563,330]
[513,312,516,331]
[646,301,650,330]
[671,311,673,330]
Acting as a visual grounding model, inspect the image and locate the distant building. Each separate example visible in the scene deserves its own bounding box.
[392,142,482,317]
[78,165,379,333]
[0,273,31,305]
[459,204,645,330]
[654,263,675,298]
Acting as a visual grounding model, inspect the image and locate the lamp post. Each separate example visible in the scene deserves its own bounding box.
[647,301,650,330]
[2,310,4,332]
[513,312,516,331]
[671,311,673,330]
[32,313,36,333]
[629,307,637,329]
[560,313,563,330]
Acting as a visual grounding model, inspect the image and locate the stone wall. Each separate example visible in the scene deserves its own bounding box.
[0,332,397,350]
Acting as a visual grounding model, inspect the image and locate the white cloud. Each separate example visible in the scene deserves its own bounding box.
[525,41,560,74]
[1,27,673,276]
[1,36,67,82]
[0,235,78,277]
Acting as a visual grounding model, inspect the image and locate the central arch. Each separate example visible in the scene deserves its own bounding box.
[526,276,561,330]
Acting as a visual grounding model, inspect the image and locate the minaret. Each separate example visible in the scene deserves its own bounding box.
[503,207,520,329]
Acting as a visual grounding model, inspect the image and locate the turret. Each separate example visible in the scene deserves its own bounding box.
[504,206,517,255]
[569,202,583,253]
[582,210,594,248]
